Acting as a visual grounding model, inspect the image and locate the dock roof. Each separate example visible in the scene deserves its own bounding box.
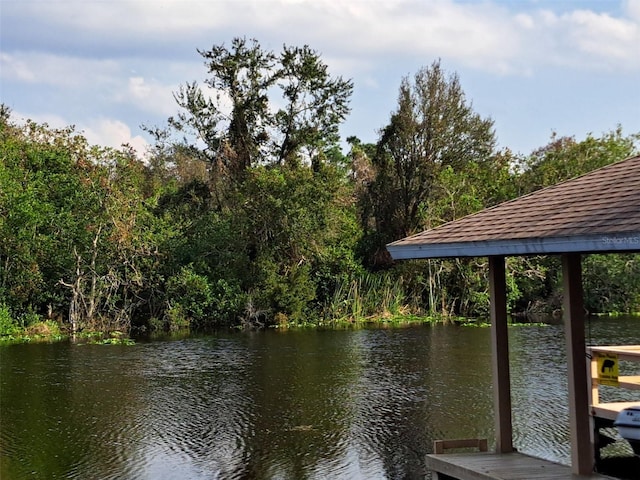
[387,155,640,259]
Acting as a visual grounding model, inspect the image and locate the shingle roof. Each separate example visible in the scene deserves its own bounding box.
[387,155,640,259]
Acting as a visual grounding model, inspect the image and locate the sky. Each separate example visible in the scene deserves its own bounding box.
[1,0,639,158]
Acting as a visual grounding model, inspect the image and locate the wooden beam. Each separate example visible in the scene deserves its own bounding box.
[488,256,513,453]
[562,253,593,475]
[434,438,488,454]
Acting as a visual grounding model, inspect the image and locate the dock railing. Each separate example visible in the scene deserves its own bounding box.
[587,344,640,464]
[588,345,640,421]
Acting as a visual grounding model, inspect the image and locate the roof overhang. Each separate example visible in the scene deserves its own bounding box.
[387,231,640,260]
[387,156,640,261]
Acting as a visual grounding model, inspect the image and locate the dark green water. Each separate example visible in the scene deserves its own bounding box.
[1,317,638,479]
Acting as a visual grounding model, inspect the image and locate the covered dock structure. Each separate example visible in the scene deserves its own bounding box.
[387,155,640,477]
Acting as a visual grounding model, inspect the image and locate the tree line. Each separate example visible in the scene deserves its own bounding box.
[1,38,639,336]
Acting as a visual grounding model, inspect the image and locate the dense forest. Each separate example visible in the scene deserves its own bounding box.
[1,38,639,337]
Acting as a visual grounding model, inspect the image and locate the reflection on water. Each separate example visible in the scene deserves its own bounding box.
[1,316,638,479]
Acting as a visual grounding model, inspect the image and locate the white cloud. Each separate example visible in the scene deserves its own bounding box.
[0,52,120,87]
[0,53,37,82]
[494,5,640,72]
[82,118,149,156]
[12,111,70,129]
[4,0,639,156]
[626,0,640,20]
[4,0,639,78]
[564,9,640,66]
[2,51,186,119]
[17,0,231,36]
[118,77,178,116]
[515,13,536,30]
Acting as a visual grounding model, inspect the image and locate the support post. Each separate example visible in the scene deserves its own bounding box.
[562,253,593,475]
[489,256,513,453]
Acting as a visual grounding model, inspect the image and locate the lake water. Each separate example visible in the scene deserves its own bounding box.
[1,316,639,479]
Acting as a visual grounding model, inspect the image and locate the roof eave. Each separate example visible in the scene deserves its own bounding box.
[387,232,640,260]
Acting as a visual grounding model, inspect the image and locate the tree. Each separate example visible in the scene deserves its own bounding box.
[360,61,504,280]
[169,37,353,176]
[516,127,639,194]
[0,110,179,333]
[233,161,362,324]
[0,116,104,321]
[275,45,353,168]
[367,60,496,246]
[154,38,356,325]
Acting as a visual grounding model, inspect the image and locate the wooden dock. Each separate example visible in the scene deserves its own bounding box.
[425,451,616,480]
[425,345,640,480]
[589,345,640,466]
[589,345,640,420]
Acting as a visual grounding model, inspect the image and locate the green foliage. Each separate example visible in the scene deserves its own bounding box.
[164,265,244,329]
[366,60,496,247]
[516,128,639,194]
[18,308,41,329]
[2,49,639,332]
[583,254,640,314]
[0,304,19,337]
[166,266,214,327]
[170,37,353,172]
[0,117,101,317]
[0,111,171,333]
[25,320,63,339]
[254,260,316,324]
[325,272,409,322]
[0,305,65,343]
[232,162,363,323]
[90,331,135,345]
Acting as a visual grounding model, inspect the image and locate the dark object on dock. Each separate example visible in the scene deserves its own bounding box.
[597,455,640,480]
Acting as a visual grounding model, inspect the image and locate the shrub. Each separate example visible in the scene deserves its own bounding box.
[165,266,245,329]
[0,304,20,337]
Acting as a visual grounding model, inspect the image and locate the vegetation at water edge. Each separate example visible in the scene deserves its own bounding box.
[1,38,639,339]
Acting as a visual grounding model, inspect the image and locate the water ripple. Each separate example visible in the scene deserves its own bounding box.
[2,318,638,479]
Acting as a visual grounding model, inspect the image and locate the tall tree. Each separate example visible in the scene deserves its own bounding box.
[169,37,353,176]
[367,60,496,244]
[275,45,353,168]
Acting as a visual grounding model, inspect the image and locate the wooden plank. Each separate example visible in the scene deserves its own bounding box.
[425,452,615,480]
[593,375,640,390]
[489,256,513,454]
[434,439,489,454]
[589,345,640,361]
[592,401,640,421]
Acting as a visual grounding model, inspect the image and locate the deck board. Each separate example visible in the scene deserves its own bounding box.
[592,401,640,421]
[425,452,616,480]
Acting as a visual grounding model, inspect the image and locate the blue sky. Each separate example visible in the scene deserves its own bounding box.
[1,0,639,157]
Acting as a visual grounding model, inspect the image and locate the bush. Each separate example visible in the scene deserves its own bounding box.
[209,278,245,325]
[165,266,213,328]
[255,260,316,323]
[0,304,20,337]
[163,304,191,332]
[26,320,62,338]
[164,265,245,329]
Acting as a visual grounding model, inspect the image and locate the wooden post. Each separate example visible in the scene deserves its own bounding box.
[562,253,593,475]
[489,256,513,453]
